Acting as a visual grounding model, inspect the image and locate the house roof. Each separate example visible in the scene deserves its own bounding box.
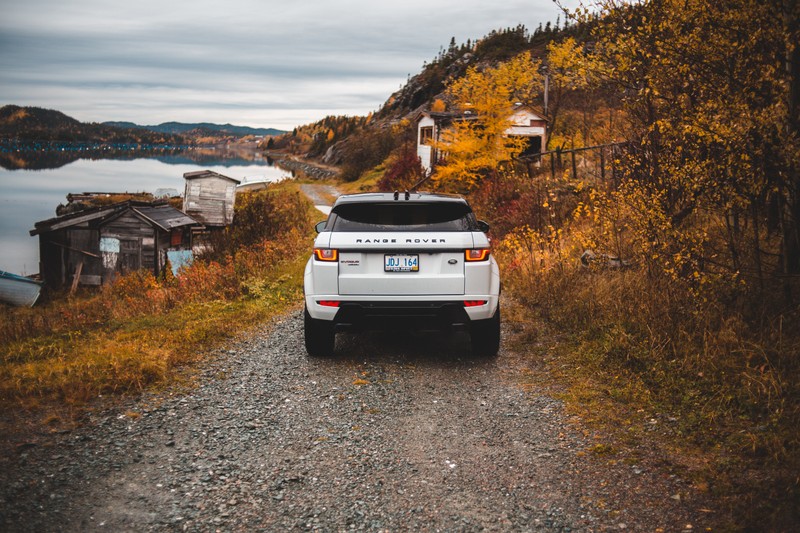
[508,103,548,120]
[31,201,201,236]
[416,104,547,124]
[183,170,241,184]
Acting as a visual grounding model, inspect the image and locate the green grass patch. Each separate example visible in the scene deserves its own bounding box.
[337,164,385,194]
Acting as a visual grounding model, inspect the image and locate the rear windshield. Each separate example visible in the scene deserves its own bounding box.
[329,202,477,232]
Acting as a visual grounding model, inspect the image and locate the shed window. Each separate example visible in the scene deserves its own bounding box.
[170,229,183,247]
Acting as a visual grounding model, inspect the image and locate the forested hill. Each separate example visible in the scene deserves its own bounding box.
[269,22,588,173]
[0,105,287,143]
[103,121,286,137]
[0,105,187,144]
[377,22,587,120]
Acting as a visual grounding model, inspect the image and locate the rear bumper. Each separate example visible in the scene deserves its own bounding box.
[305,295,499,331]
[334,301,470,332]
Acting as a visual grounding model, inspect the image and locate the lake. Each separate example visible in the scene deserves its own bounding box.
[0,149,293,275]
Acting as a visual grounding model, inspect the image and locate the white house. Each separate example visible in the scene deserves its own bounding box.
[416,104,547,175]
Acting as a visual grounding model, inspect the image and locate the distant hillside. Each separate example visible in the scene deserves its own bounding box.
[377,23,587,120]
[0,105,286,144]
[0,105,187,144]
[274,23,585,169]
[103,121,286,137]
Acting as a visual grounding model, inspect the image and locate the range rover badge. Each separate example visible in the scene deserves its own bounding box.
[448,259,458,265]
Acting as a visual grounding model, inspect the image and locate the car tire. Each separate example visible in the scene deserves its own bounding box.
[470,305,500,357]
[304,306,335,357]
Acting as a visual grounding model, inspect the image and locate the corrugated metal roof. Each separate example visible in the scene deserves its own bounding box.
[134,205,201,231]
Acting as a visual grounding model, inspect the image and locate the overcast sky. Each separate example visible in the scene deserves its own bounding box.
[1,0,578,131]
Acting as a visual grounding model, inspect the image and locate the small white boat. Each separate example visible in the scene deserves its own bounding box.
[0,270,43,307]
[236,175,285,192]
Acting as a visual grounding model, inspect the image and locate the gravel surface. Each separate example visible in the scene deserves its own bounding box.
[0,309,706,532]
[300,184,340,216]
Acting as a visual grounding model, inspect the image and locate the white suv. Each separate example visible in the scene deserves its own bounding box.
[303,192,501,357]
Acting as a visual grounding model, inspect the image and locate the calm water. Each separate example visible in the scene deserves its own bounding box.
[0,152,292,275]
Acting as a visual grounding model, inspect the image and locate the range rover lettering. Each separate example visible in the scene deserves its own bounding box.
[303,192,501,357]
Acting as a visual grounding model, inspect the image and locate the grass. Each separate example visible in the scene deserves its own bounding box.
[1,261,304,406]
[0,183,317,424]
[482,161,800,529]
[501,263,800,531]
[337,164,385,194]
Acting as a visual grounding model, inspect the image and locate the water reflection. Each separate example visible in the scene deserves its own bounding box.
[0,142,276,171]
[0,147,293,275]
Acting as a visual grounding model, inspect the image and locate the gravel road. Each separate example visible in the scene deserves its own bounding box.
[299,184,340,216]
[0,309,705,532]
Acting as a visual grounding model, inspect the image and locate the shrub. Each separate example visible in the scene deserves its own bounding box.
[0,186,317,405]
[339,127,400,182]
[377,143,424,191]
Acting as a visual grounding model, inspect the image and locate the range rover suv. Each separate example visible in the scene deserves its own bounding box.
[303,192,501,357]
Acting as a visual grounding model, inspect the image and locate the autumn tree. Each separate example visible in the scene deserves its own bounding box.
[432,52,542,191]
[568,0,800,298]
[544,36,602,149]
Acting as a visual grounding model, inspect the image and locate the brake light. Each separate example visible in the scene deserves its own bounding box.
[314,248,338,262]
[464,300,487,307]
[318,300,340,307]
[465,248,491,262]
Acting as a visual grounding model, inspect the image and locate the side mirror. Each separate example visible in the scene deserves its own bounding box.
[314,220,328,233]
[477,220,490,233]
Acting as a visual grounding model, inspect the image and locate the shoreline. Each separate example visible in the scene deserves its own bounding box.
[267,151,339,180]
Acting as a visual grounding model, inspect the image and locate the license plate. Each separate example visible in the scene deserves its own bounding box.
[384,254,419,272]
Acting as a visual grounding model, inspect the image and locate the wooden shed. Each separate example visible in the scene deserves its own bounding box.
[182,170,240,227]
[30,201,202,289]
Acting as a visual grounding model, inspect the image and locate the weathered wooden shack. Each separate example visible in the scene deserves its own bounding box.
[30,201,202,289]
[182,170,240,227]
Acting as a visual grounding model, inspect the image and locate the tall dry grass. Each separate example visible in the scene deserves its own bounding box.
[0,186,316,407]
[487,166,800,528]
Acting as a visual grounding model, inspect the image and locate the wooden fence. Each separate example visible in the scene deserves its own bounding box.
[411,141,630,191]
[519,141,630,186]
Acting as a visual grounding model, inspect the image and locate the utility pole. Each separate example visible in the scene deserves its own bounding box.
[543,69,550,117]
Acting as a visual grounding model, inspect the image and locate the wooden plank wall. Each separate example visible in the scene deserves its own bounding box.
[101,212,158,277]
[183,177,236,226]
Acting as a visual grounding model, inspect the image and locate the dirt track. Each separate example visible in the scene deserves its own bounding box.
[0,309,707,531]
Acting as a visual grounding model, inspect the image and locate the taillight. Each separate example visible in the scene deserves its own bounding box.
[464,300,487,307]
[314,248,338,262]
[465,248,491,262]
[318,300,340,307]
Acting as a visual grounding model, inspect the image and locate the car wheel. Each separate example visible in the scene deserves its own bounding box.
[304,306,335,357]
[471,305,500,357]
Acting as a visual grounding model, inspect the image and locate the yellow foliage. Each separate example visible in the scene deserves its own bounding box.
[546,37,598,91]
[432,52,542,191]
[431,99,446,113]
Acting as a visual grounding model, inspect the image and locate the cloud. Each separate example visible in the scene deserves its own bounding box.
[0,0,576,129]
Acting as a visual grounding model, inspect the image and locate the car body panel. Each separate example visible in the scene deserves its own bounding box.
[304,193,500,334]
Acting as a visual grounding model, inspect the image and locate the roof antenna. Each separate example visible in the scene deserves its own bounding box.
[404,190,410,200]
[393,191,399,200]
